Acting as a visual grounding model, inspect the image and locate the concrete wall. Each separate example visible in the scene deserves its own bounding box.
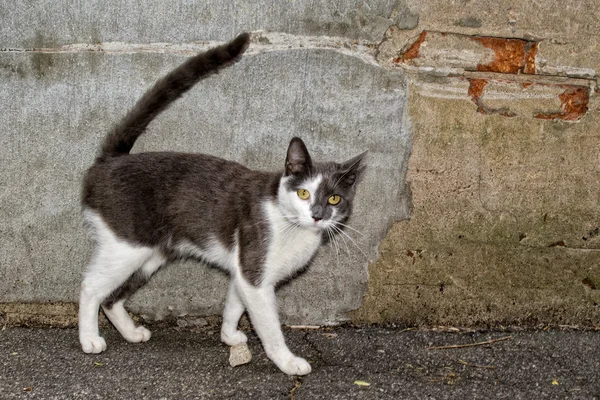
[1,1,411,325]
[2,0,599,327]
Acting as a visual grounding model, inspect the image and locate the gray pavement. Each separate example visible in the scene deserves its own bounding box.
[0,326,598,399]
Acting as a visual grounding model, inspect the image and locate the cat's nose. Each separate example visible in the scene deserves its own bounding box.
[312,216,322,222]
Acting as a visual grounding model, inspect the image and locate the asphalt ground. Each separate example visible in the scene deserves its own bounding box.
[0,326,598,399]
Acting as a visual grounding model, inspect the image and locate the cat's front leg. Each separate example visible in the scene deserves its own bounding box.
[221,280,248,346]
[235,278,311,376]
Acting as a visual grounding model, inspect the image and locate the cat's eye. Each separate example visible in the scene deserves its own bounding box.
[297,189,310,200]
[328,195,341,205]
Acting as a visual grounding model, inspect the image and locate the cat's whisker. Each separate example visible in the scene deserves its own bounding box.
[275,221,296,240]
[326,228,341,269]
[331,221,365,237]
[278,221,301,245]
[333,226,351,256]
[330,225,369,260]
[333,232,344,267]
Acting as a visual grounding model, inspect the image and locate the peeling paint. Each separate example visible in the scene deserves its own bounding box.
[535,86,590,121]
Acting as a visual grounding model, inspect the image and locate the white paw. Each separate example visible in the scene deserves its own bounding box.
[278,356,312,376]
[221,329,248,346]
[124,326,152,343]
[80,335,107,354]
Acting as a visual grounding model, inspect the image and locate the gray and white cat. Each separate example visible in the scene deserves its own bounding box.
[78,32,366,376]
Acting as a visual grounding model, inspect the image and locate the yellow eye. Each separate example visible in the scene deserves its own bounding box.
[297,189,310,200]
[328,195,341,205]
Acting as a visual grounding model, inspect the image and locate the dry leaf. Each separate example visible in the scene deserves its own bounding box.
[23,387,32,392]
[552,379,559,385]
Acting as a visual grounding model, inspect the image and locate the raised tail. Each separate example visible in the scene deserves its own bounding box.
[98,32,251,161]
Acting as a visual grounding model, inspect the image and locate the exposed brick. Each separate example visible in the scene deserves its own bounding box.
[467,78,488,113]
[535,86,590,121]
[467,78,516,117]
[473,36,533,74]
[394,31,539,75]
[392,31,590,120]
[393,31,427,63]
[524,42,538,74]
[522,82,534,89]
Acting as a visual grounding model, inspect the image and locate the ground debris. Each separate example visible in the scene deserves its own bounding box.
[427,336,512,350]
[458,359,496,369]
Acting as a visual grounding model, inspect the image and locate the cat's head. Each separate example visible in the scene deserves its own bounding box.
[277,137,367,232]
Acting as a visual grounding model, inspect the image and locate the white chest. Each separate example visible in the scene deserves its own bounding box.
[262,202,322,285]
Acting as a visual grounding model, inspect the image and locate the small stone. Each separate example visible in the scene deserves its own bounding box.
[176,319,188,328]
[229,343,252,367]
[191,317,208,327]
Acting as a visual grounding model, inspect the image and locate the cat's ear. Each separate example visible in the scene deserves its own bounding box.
[285,137,313,176]
[339,150,368,186]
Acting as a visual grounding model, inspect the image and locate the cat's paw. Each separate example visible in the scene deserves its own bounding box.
[80,335,107,354]
[278,356,312,376]
[221,330,248,346]
[124,326,152,343]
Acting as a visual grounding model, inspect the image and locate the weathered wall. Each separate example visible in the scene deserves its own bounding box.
[354,1,600,326]
[0,1,411,325]
[2,1,599,327]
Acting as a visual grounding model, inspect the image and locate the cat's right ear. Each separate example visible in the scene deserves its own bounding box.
[285,137,313,176]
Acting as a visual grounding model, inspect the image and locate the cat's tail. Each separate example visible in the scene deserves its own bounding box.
[97,32,251,161]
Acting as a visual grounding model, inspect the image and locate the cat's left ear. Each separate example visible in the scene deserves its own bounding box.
[339,150,368,186]
[285,137,313,176]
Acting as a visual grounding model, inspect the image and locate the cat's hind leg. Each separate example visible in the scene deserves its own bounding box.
[102,300,150,343]
[79,211,155,354]
[79,245,153,353]
[101,251,165,343]
[221,280,248,346]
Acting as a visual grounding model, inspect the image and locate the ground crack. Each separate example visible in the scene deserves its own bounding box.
[303,332,323,360]
[289,376,302,400]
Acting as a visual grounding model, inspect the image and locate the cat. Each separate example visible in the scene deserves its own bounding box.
[78,32,367,376]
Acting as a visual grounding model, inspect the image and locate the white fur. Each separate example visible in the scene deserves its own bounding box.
[175,235,238,274]
[234,278,311,375]
[277,174,323,229]
[220,280,248,346]
[102,299,151,342]
[261,199,322,285]
[224,174,325,375]
[79,209,164,354]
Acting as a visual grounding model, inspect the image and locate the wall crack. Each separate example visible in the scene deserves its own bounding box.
[0,31,381,67]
